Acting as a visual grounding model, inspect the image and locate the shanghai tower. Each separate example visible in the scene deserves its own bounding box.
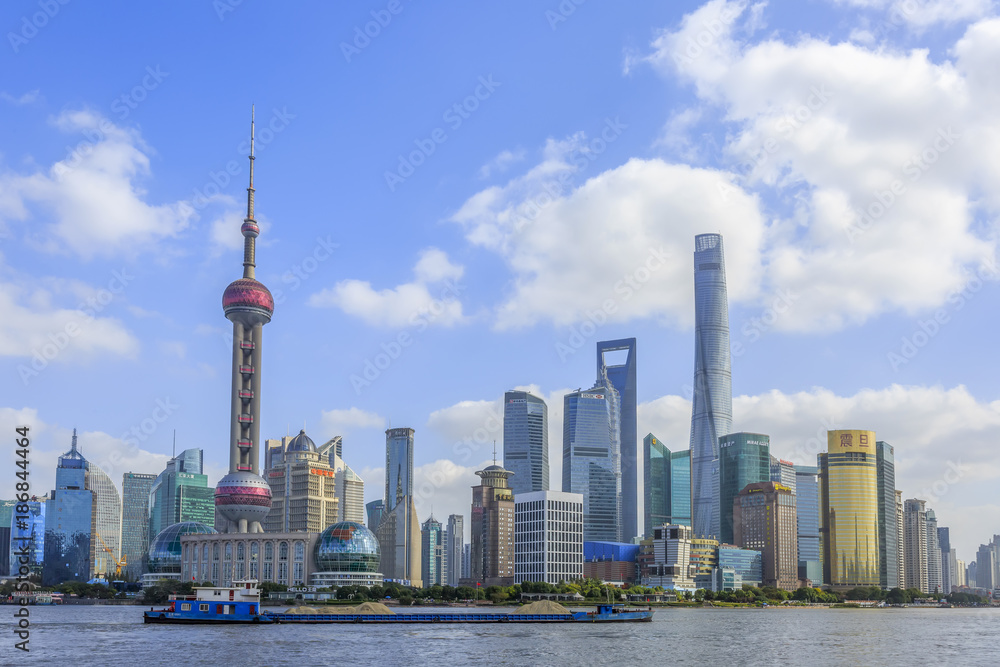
[214,109,274,533]
[689,233,732,539]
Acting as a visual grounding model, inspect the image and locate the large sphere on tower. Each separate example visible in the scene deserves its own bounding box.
[223,278,274,326]
[215,471,272,525]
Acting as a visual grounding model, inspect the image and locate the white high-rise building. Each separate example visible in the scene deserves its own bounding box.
[641,523,697,591]
[445,514,464,587]
[514,491,583,585]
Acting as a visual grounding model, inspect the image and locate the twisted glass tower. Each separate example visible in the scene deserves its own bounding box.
[689,233,732,539]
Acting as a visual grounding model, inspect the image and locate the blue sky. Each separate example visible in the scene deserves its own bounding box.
[3,0,1000,561]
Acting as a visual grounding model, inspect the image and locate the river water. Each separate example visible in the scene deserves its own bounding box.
[4,605,997,666]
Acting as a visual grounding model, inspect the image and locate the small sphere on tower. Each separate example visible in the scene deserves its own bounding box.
[241,220,260,238]
[215,471,272,526]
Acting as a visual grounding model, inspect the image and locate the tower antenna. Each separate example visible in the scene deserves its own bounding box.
[172,429,176,458]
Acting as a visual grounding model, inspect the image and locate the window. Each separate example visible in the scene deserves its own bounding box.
[180,603,191,611]
[199,604,209,612]
[202,544,209,562]
[294,542,305,562]
[213,544,220,561]
[265,542,274,561]
[237,543,245,561]
[225,543,233,561]
[280,542,289,561]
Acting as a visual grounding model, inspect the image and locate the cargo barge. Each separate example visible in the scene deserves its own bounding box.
[143,580,653,625]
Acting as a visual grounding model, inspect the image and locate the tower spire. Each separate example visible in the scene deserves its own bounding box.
[71,428,78,454]
[242,105,259,279]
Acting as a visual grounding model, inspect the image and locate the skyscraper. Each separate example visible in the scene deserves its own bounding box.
[794,465,822,586]
[563,387,621,542]
[385,428,415,508]
[149,448,214,540]
[896,490,905,588]
[903,498,928,593]
[9,500,44,580]
[734,481,799,591]
[445,514,464,587]
[926,509,941,594]
[690,233,732,540]
[0,500,14,577]
[938,526,952,595]
[43,432,92,585]
[121,472,156,579]
[718,432,771,545]
[769,456,796,493]
[263,430,340,533]
[514,490,584,585]
[597,339,637,542]
[84,456,122,580]
[643,433,670,536]
[819,429,880,590]
[215,109,274,534]
[470,463,515,586]
[421,516,445,586]
[503,390,549,496]
[366,500,384,532]
[670,450,692,527]
[876,441,899,589]
[317,437,365,523]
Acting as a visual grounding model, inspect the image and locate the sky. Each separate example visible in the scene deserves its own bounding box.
[2,0,999,563]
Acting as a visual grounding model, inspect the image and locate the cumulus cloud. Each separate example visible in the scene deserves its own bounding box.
[829,0,994,27]
[0,90,40,106]
[320,407,386,435]
[0,109,196,259]
[308,247,465,328]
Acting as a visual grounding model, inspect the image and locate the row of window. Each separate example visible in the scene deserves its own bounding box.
[182,540,306,563]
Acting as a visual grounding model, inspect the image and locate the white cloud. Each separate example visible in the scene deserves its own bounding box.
[478,148,526,179]
[0,109,196,259]
[308,247,465,328]
[830,0,994,27]
[0,90,40,106]
[638,383,1000,561]
[320,407,386,436]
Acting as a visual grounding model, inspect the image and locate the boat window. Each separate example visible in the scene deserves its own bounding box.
[180,603,191,611]
[200,604,209,612]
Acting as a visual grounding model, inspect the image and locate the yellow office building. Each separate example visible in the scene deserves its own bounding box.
[819,430,880,590]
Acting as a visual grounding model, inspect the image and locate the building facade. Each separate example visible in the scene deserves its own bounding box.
[470,464,515,586]
[644,433,670,537]
[366,500,384,532]
[896,490,905,588]
[926,509,941,594]
[938,526,952,595]
[795,465,822,586]
[84,456,122,580]
[690,233,733,540]
[733,482,799,591]
[876,441,899,590]
[503,390,549,496]
[717,545,763,590]
[385,427,415,507]
[562,387,621,542]
[514,490,584,585]
[375,495,421,587]
[421,516,445,586]
[597,338,637,542]
[670,450,691,527]
[149,448,214,542]
[641,524,696,591]
[181,531,316,587]
[44,434,92,585]
[718,432,771,546]
[819,429,880,590]
[903,498,928,593]
[445,514,464,587]
[121,472,156,580]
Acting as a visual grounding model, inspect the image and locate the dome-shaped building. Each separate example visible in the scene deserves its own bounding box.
[143,521,217,586]
[311,521,383,588]
[286,429,316,453]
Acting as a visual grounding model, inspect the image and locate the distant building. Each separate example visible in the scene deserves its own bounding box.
[503,390,549,496]
[180,528,315,587]
[148,521,217,586]
[938,527,952,595]
[149,448,214,540]
[445,514,464,587]
[563,387,621,542]
[584,541,639,585]
[896,490,905,588]
[375,495,421,587]
[312,521,383,588]
[819,430,880,590]
[385,428,415,506]
[926,509,942,594]
[514,490,583,585]
[317,436,365,524]
[597,338,638,542]
[470,463,515,586]
[769,456,796,493]
[691,536,720,590]
[718,432,771,545]
[462,543,471,581]
[84,453,122,580]
[121,472,156,579]
[421,516,445,586]
[734,481,798,590]
[794,465,822,586]
[644,436,693,537]
[904,499,928,593]
[366,500,384,532]
[717,545,763,591]
[640,524,696,591]
[876,441,899,590]
[0,500,14,577]
[43,433,92,585]
[263,431,339,533]
[8,500,44,579]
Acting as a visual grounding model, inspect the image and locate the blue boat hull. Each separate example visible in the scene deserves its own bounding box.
[144,609,653,624]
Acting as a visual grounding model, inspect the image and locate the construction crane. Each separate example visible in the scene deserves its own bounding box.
[96,533,127,580]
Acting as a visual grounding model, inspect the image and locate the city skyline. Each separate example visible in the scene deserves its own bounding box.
[3,1,1000,564]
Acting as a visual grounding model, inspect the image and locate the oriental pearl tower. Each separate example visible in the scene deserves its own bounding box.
[214,108,273,533]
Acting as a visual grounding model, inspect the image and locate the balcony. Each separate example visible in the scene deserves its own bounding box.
[238,390,254,400]
[237,439,253,449]
[239,365,254,375]
[239,341,255,350]
[238,414,253,424]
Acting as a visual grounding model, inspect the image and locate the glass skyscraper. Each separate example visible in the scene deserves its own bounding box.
[717,545,763,590]
[820,430,880,590]
[44,433,92,585]
[445,514,464,586]
[670,450,691,527]
[563,386,621,542]
[690,233,732,539]
[597,338,637,542]
[503,390,549,496]
[718,432,771,546]
[149,448,214,541]
[421,516,444,586]
[643,433,670,536]
[795,464,822,586]
[0,500,14,576]
[876,441,899,589]
[10,500,45,580]
[121,472,156,580]
[384,428,415,508]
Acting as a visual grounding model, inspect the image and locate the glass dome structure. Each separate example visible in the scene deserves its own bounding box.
[314,521,380,573]
[148,521,217,573]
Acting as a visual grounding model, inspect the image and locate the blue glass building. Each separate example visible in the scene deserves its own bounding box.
[597,339,637,542]
[690,234,732,540]
[671,450,692,527]
[718,433,771,545]
[503,390,549,496]
[717,545,763,590]
[643,435,692,536]
[8,500,44,579]
[563,386,621,542]
[122,472,156,579]
[584,541,640,563]
[794,464,822,586]
[148,448,214,540]
[0,500,14,576]
[384,427,414,509]
[876,441,899,589]
[44,434,93,585]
